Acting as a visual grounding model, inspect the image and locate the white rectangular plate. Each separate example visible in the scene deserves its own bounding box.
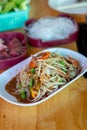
[0,48,87,106]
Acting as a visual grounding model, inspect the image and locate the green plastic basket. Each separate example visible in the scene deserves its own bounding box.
[0,6,30,32]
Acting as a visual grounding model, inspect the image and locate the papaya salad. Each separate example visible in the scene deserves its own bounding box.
[15,51,81,102]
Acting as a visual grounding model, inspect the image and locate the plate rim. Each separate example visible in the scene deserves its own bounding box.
[0,47,87,106]
[48,0,87,14]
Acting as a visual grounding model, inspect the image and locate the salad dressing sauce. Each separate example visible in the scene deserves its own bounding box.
[5,77,30,103]
[5,76,49,103]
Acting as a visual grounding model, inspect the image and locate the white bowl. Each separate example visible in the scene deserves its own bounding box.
[50,0,77,6]
[0,48,87,106]
[48,0,87,14]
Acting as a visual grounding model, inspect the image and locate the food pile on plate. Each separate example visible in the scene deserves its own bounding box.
[8,51,81,103]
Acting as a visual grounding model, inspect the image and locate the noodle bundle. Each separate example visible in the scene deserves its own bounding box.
[27,17,78,42]
[16,51,81,102]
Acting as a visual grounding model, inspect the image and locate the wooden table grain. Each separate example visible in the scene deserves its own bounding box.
[0,0,87,130]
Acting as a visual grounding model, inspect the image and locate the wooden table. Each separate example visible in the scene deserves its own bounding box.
[0,0,87,130]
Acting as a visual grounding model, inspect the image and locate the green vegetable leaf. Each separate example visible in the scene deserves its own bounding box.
[30,78,34,88]
[0,1,7,13]
[1,2,15,14]
[19,1,28,10]
[59,61,65,66]
[31,68,35,73]
[20,90,26,99]
[0,1,7,6]
[15,0,25,6]
[61,68,67,73]
[0,5,2,13]
[59,79,63,82]
[0,0,28,13]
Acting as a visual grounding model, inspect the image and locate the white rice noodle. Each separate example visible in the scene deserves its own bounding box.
[27,17,78,42]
